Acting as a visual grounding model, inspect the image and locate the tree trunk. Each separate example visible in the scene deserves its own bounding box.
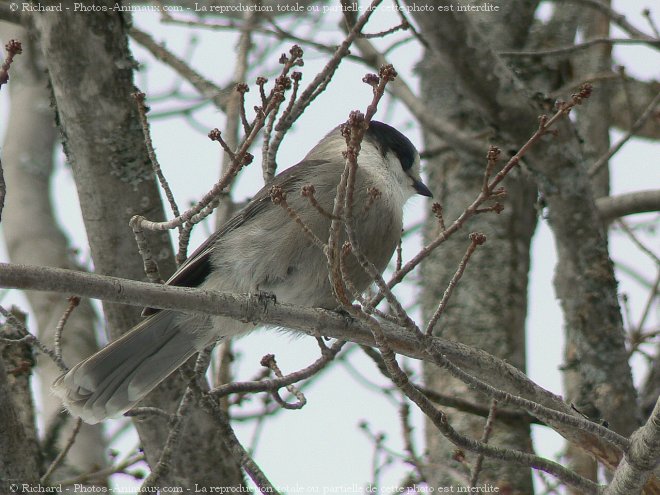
[413,0,639,492]
[31,6,244,488]
[415,2,539,492]
[0,21,108,482]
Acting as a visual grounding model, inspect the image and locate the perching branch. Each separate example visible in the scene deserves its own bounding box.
[0,262,634,472]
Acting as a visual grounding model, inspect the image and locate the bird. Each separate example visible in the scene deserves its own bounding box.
[52,120,432,424]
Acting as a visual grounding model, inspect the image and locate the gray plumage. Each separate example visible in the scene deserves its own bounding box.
[52,121,431,423]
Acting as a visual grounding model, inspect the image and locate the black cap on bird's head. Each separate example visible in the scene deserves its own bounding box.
[365,121,433,198]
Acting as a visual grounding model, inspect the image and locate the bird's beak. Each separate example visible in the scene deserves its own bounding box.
[413,178,433,198]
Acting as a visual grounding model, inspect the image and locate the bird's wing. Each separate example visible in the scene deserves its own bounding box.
[141,159,331,316]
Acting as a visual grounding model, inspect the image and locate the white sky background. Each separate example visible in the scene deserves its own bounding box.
[0,0,659,493]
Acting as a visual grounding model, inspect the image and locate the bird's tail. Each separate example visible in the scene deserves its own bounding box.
[52,311,201,424]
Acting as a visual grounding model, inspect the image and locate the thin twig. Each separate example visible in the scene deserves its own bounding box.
[468,400,498,488]
[134,91,181,223]
[589,91,660,177]
[266,0,385,172]
[129,27,232,111]
[500,37,660,57]
[392,0,430,48]
[635,271,660,338]
[642,8,660,38]
[54,296,80,364]
[58,453,145,486]
[41,419,83,484]
[369,85,595,309]
[616,66,636,130]
[129,215,164,284]
[140,348,211,493]
[160,14,365,63]
[212,11,255,250]
[0,305,68,372]
[211,340,345,399]
[361,20,409,39]
[194,384,281,494]
[131,91,181,275]
[301,184,340,220]
[131,67,289,234]
[615,219,660,265]
[556,0,657,40]
[424,233,486,336]
[260,354,307,410]
[350,21,484,157]
[269,185,326,249]
[0,39,22,88]
[399,402,426,481]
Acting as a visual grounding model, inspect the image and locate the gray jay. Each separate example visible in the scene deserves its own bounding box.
[53,121,432,423]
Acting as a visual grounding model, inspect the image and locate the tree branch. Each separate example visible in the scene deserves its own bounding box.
[0,262,636,473]
[597,190,660,222]
[558,0,658,40]
[411,0,639,444]
[604,397,660,495]
[500,37,660,57]
[129,26,234,111]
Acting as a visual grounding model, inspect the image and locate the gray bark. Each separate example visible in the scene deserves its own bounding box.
[0,356,40,490]
[641,348,660,421]
[415,0,639,430]
[412,0,639,491]
[0,21,108,482]
[0,317,40,491]
[2,263,642,481]
[415,1,539,491]
[30,5,243,488]
[565,6,613,489]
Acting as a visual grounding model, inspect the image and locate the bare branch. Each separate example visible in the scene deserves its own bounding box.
[500,37,660,57]
[556,0,658,40]
[0,38,22,88]
[604,397,660,495]
[266,0,386,170]
[597,190,660,222]
[57,453,146,486]
[140,351,209,493]
[133,91,181,224]
[469,400,498,488]
[371,87,594,307]
[589,91,660,177]
[424,232,486,336]
[351,26,484,158]
[0,263,638,474]
[41,418,82,485]
[212,340,343,403]
[129,27,233,111]
[192,380,281,494]
[0,305,68,373]
[643,8,660,38]
[53,296,80,365]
